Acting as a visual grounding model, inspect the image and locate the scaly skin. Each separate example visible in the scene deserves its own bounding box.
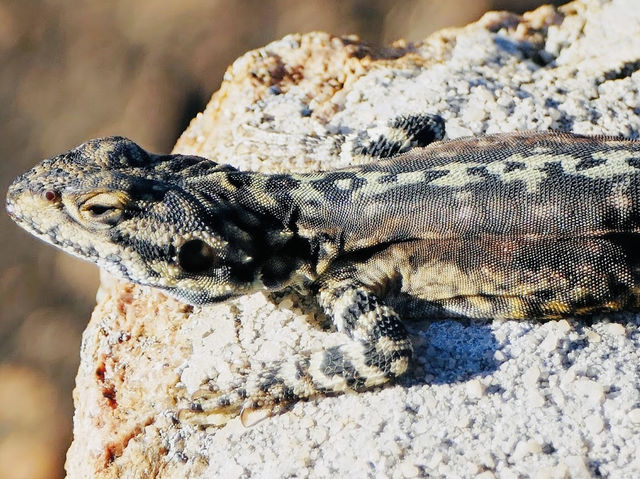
[7,115,640,424]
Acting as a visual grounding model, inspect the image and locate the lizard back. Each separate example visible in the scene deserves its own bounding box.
[282,131,640,319]
[291,131,640,251]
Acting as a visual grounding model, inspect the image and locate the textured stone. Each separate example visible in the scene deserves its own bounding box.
[66,1,640,477]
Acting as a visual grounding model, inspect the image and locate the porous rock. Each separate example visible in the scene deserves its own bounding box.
[66,1,640,477]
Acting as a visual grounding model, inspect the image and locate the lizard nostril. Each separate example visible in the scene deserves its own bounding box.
[44,190,58,202]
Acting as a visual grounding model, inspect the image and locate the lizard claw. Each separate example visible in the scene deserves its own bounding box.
[178,387,242,427]
[178,392,241,427]
[178,387,280,427]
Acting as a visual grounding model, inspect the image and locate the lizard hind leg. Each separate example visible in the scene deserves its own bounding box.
[391,113,446,148]
[352,113,446,159]
[180,282,413,426]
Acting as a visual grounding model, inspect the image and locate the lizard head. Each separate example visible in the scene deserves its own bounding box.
[6,136,274,305]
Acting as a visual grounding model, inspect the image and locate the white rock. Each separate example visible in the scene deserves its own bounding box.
[562,456,591,478]
[628,408,640,424]
[573,378,606,404]
[523,366,541,389]
[603,323,626,336]
[512,439,542,461]
[466,379,486,399]
[584,415,605,434]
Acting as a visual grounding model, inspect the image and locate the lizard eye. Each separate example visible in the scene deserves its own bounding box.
[78,192,127,227]
[178,239,218,274]
[85,204,114,216]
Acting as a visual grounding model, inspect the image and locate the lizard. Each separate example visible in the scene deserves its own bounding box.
[6,114,640,425]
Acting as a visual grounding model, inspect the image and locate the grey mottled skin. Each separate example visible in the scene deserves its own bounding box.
[7,115,640,424]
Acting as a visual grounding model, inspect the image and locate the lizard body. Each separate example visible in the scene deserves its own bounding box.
[7,115,640,424]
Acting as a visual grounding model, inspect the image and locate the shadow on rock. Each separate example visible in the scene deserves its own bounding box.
[406,319,501,386]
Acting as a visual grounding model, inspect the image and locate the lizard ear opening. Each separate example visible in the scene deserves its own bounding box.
[178,239,220,274]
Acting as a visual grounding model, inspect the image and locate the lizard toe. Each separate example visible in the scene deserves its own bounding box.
[180,387,281,427]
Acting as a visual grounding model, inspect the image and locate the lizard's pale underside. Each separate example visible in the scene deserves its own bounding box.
[7,115,640,425]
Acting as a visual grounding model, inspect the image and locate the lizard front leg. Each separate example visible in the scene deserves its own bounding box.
[181,280,412,426]
[315,281,413,389]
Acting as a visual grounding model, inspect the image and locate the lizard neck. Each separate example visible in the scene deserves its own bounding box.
[220,171,346,286]
[213,171,320,290]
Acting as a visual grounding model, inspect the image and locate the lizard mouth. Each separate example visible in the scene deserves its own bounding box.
[5,182,21,219]
[167,288,237,305]
[14,215,100,261]
[11,212,135,281]
[6,186,103,263]
[5,198,15,217]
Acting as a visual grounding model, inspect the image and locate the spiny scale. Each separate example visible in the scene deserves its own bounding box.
[6,114,640,425]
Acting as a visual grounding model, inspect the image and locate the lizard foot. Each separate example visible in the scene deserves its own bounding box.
[180,283,413,427]
[179,381,290,427]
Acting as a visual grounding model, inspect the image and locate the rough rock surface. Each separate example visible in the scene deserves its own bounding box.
[66,1,640,477]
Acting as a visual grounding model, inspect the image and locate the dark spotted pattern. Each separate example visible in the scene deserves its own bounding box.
[6,114,640,425]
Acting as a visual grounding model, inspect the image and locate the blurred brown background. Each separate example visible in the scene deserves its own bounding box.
[0,1,563,478]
